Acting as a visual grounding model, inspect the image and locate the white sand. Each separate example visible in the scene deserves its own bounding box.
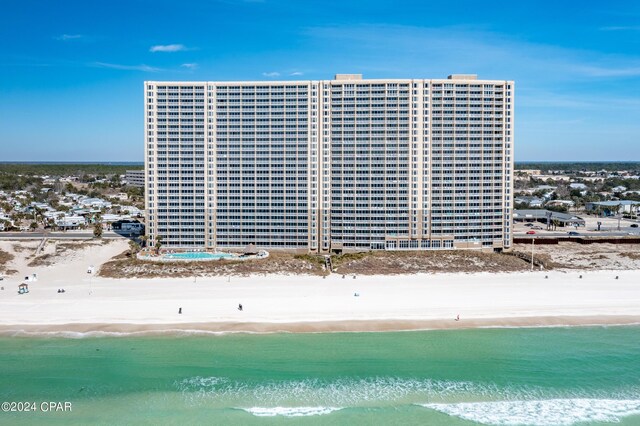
[1,240,639,333]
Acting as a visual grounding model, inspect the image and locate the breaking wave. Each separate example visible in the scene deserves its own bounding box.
[421,398,640,425]
[176,376,640,424]
[175,376,505,406]
[241,406,342,417]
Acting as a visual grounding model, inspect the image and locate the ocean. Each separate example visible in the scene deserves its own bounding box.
[1,326,639,425]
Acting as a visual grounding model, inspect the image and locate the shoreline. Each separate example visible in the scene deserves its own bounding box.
[3,240,640,338]
[2,315,640,337]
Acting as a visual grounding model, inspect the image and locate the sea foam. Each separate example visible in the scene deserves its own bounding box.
[421,398,640,426]
[176,375,640,407]
[176,376,504,406]
[241,406,341,417]
[5,329,237,339]
[176,375,640,423]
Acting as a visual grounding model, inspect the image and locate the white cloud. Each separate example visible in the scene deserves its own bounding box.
[576,65,640,77]
[262,71,280,77]
[181,63,198,70]
[303,24,640,82]
[149,44,188,53]
[517,89,640,110]
[599,26,640,31]
[290,71,304,76]
[56,34,83,41]
[92,62,160,72]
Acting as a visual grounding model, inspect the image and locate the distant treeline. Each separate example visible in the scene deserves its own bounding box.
[0,173,43,191]
[2,161,638,176]
[0,163,142,176]
[516,162,640,172]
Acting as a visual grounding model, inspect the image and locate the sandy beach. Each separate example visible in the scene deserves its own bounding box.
[1,239,639,335]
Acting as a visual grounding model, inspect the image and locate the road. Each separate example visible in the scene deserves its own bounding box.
[514,229,640,238]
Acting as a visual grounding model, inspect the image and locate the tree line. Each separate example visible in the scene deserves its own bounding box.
[0,163,142,177]
[516,162,640,173]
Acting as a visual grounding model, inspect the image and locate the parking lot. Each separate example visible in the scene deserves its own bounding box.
[514,214,640,237]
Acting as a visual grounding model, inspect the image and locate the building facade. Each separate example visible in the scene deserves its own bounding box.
[125,170,145,188]
[145,74,513,252]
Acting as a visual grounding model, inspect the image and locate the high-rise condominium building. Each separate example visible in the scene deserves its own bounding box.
[125,170,145,188]
[145,74,513,253]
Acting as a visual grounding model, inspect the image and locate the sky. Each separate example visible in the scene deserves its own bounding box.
[1,0,639,162]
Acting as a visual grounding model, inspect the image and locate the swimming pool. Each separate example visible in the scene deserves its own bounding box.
[138,249,269,263]
[163,252,236,260]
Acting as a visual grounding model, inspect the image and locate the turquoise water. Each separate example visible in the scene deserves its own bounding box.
[164,252,235,260]
[1,326,640,425]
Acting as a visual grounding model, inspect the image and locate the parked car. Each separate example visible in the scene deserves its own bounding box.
[568,231,580,236]
[526,230,536,235]
[524,223,534,227]
[631,224,639,228]
[532,226,543,230]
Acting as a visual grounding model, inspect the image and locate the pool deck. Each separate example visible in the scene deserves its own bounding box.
[136,250,269,262]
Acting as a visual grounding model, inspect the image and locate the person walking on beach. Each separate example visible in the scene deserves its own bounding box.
[455,314,460,321]
[178,307,182,314]
[238,303,243,311]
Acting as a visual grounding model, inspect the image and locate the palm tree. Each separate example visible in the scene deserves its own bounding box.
[93,222,103,238]
[93,212,102,225]
[594,205,602,217]
[128,240,141,255]
[10,213,21,226]
[610,204,622,230]
[154,235,163,255]
[139,235,149,248]
[610,203,621,217]
[571,197,582,214]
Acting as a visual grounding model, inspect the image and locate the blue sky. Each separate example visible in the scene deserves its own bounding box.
[1,0,639,162]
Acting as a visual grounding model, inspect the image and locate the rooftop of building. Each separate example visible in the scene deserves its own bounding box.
[513,209,585,223]
[586,200,640,206]
[145,74,513,85]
